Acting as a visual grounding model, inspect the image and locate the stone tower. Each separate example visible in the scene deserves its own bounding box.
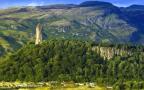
[35,23,42,45]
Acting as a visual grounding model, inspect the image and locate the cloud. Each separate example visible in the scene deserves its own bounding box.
[27,2,44,6]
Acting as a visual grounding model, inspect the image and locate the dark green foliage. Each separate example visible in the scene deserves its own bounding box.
[0,39,106,82]
[0,45,5,56]
[114,81,144,90]
[0,39,143,89]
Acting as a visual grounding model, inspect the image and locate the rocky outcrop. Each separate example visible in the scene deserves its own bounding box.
[35,23,43,45]
[92,46,132,60]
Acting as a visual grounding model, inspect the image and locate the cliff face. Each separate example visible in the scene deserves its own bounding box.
[92,46,132,60]
[35,24,43,45]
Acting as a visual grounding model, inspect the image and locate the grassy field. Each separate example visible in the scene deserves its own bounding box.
[0,82,108,90]
[19,86,106,90]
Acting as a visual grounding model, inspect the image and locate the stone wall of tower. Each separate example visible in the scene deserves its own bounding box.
[35,23,42,45]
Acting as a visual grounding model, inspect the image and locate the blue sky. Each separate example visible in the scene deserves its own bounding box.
[0,0,144,8]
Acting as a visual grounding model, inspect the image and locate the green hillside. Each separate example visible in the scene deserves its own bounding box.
[0,39,144,89]
[0,1,144,56]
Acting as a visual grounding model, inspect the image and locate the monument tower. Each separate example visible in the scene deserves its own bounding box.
[35,23,42,45]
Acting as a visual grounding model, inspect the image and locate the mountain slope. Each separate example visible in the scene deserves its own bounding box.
[121,5,144,43]
[0,1,144,56]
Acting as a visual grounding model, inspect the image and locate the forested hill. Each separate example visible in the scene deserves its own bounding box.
[0,39,144,89]
[1,1,144,57]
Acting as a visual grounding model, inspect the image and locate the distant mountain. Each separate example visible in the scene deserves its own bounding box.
[121,5,144,43]
[79,1,114,7]
[36,4,77,9]
[0,1,144,56]
[126,5,144,10]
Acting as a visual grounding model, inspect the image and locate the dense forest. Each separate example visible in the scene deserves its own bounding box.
[0,39,144,89]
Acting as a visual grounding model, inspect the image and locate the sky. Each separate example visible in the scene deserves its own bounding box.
[0,0,144,9]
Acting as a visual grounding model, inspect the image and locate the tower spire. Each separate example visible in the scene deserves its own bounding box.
[35,23,42,45]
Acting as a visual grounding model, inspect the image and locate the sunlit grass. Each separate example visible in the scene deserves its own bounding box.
[19,86,106,90]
